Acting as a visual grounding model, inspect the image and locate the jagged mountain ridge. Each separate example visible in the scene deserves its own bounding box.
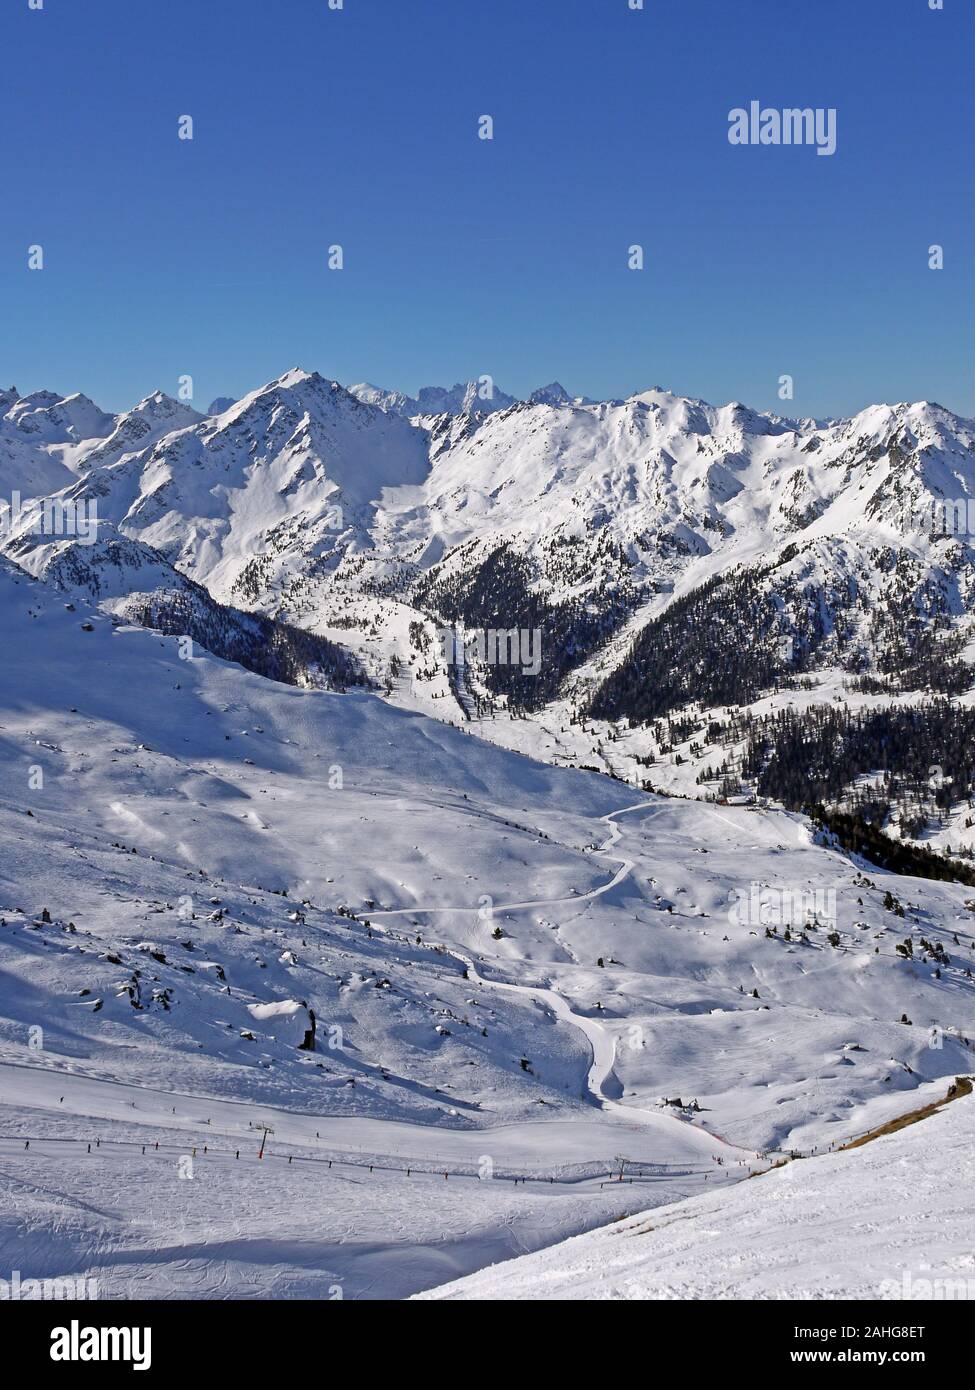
[3,369,975,725]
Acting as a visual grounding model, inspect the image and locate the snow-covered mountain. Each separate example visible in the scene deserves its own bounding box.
[77,391,203,470]
[348,377,596,417]
[5,370,975,843]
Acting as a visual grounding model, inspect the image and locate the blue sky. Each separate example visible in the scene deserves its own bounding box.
[1,0,971,417]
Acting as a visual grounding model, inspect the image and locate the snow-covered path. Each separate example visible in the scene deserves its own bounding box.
[369,799,655,918]
[0,1058,717,1176]
[371,803,756,1159]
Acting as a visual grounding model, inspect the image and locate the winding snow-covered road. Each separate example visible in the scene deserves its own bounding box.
[371,804,755,1158]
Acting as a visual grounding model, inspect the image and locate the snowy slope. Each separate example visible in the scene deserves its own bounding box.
[0,558,736,1296]
[417,1089,975,1301]
[1,509,975,1296]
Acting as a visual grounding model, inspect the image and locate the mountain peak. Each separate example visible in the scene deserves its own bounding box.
[115,390,203,430]
[274,367,327,391]
[133,389,185,412]
[528,382,572,406]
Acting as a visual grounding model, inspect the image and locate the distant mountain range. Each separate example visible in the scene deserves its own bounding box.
[347,379,594,416]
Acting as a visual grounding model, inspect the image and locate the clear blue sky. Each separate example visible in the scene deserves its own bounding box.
[1,0,971,418]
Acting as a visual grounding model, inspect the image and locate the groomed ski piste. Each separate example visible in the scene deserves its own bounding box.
[1,555,974,1299]
[416,1086,975,1301]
